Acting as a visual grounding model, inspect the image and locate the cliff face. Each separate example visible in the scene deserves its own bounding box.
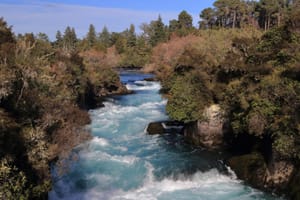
[183,104,226,149]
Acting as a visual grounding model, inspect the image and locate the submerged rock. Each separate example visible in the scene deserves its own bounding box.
[183,104,226,149]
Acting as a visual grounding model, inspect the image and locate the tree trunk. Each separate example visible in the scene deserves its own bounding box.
[233,10,237,29]
[267,15,271,30]
[264,16,267,31]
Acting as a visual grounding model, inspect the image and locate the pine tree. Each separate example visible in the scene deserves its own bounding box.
[178,10,193,30]
[149,15,167,46]
[63,26,78,52]
[177,10,194,36]
[127,24,136,48]
[55,30,63,47]
[86,24,97,48]
[99,26,110,48]
[200,8,215,29]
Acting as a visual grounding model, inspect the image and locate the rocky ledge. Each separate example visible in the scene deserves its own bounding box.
[146,121,184,135]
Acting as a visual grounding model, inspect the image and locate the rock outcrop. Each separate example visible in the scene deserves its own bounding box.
[146,121,184,135]
[183,104,226,149]
[227,152,295,194]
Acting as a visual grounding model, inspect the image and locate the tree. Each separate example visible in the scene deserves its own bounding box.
[229,0,246,28]
[0,17,15,65]
[143,15,167,46]
[36,32,49,42]
[127,24,136,48]
[256,0,289,30]
[178,10,193,30]
[199,8,215,29]
[214,0,230,27]
[62,26,78,52]
[213,0,247,28]
[86,24,97,48]
[169,19,179,33]
[99,26,111,48]
[55,30,63,47]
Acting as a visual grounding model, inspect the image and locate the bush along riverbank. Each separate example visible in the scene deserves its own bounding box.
[0,18,129,199]
[147,4,300,199]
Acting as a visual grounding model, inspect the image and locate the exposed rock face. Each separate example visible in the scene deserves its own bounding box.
[183,104,226,149]
[227,153,294,192]
[227,153,267,188]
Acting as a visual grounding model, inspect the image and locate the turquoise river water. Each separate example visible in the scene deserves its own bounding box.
[49,71,283,200]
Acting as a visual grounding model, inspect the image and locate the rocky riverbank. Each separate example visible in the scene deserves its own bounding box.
[182,104,299,199]
[147,102,300,199]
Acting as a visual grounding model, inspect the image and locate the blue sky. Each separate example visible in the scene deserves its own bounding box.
[0,0,215,40]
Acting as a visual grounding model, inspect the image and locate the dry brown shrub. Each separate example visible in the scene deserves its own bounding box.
[145,29,262,80]
[80,46,121,69]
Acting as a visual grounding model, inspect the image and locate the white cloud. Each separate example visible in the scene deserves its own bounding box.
[0,2,184,40]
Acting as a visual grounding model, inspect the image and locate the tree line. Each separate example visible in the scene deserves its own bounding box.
[200,0,296,30]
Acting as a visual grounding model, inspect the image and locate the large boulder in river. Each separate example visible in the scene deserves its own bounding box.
[147,121,184,135]
[147,122,165,135]
[183,104,226,149]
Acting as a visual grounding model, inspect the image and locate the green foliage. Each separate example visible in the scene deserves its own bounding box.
[0,158,29,200]
[166,72,213,122]
[273,134,297,159]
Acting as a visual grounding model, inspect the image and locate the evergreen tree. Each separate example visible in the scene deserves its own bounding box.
[0,17,15,65]
[63,26,78,52]
[86,24,97,48]
[169,19,179,33]
[127,24,136,48]
[99,26,110,48]
[55,30,63,46]
[178,10,193,30]
[149,15,167,46]
[199,8,215,29]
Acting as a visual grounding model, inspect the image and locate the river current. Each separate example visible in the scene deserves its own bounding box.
[49,71,282,200]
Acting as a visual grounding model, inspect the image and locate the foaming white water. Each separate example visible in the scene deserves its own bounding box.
[92,137,109,146]
[80,150,139,165]
[109,164,256,200]
[126,81,161,91]
[90,100,166,120]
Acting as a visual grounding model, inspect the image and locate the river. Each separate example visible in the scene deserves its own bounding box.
[49,71,282,200]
